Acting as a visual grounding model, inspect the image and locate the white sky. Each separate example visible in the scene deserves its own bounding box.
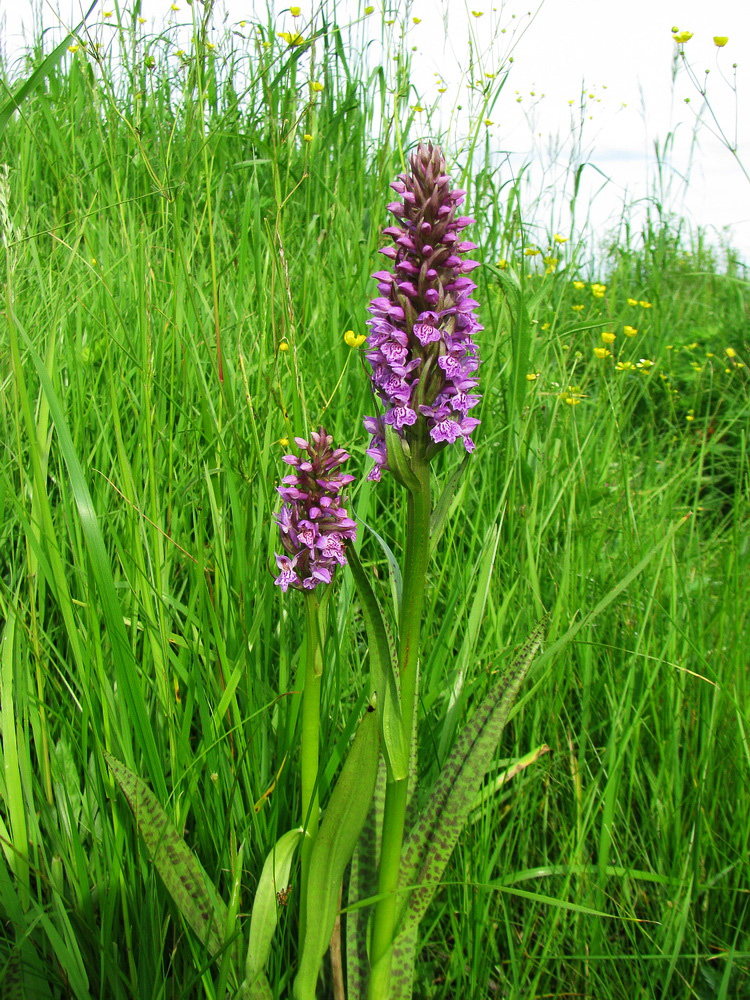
[3,0,749,262]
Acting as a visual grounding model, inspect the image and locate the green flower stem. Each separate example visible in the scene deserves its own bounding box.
[299,589,324,949]
[368,454,431,1000]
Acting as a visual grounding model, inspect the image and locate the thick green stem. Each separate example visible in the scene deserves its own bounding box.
[368,455,431,1000]
[299,590,324,949]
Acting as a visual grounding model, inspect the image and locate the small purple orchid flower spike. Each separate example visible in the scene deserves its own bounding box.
[273,427,357,591]
[363,142,482,482]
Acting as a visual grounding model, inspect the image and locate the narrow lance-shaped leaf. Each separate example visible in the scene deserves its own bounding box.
[429,454,469,555]
[294,701,380,1000]
[387,617,548,1000]
[0,950,24,1000]
[104,753,228,957]
[241,827,305,995]
[346,756,387,1000]
[347,544,408,782]
[355,512,403,616]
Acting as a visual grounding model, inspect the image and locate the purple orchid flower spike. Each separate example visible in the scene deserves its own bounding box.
[363,142,482,482]
[273,427,357,591]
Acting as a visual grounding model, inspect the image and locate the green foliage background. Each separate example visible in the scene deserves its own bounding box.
[1,4,748,997]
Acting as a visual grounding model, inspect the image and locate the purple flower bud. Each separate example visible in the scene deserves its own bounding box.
[273,427,357,592]
[363,143,482,479]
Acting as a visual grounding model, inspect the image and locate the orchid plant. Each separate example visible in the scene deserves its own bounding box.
[104,142,547,1000]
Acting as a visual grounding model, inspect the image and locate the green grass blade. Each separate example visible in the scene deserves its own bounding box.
[24,337,166,797]
[0,1,97,136]
[0,611,29,901]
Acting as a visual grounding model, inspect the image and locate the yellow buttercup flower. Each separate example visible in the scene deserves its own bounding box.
[413,16,421,23]
[636,358,654,370]
[725,347,737,358]
[594,347,611,359]
[280,437,289,447]
[365,5,374,12]
[573,280,585,290]
[526,372,540,381]
[639,300,652,308]
[627,297,638,307]
[103,10,112,16]
[344,329,366,348]
[553,233,568,244]
[497,258,507,269]
[279,340,289,352]
[278,31,304,45]
[138,16,146,22]
[623,325,638,337]
[484,119,493,126]
[560,385,583,405]
[571,304,584,313]
[303,133,313,142]
[68,44,79,52]
[472,10,484,16]
[311,81,324,92]
[541,322,551,331]
[601,331,616,344]
[615,361,636,372]
[171,4,179,10]
[591,282,606,298]
[524,247,540,256]
[291,5,301,15]
[672,30,693,43]
[713,36,728,47]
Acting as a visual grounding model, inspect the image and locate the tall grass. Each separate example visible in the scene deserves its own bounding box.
[1,3,748,998]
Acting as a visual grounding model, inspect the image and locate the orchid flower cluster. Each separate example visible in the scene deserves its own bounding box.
[364,141,483,480]
[273,429,357,592]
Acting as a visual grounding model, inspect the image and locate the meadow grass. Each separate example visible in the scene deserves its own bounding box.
[1,3,749,998]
